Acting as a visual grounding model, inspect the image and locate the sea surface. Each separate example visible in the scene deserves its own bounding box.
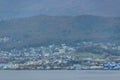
[0,70,119,80]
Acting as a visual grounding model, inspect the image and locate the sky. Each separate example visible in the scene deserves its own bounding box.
[0,0,120,19]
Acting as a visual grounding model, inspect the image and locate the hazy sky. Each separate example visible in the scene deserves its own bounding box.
[0,0,120,18]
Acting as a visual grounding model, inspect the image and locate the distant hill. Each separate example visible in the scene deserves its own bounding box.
[0,15,120,50]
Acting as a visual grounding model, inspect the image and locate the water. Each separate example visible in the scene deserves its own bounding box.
[0,70,120,80]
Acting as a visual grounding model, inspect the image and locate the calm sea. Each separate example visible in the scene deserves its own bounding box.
[0,70,119,80]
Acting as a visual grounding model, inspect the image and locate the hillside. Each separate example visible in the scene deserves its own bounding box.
[0,15,120,49]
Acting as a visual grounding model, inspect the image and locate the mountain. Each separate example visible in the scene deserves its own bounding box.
[0,15,120,50]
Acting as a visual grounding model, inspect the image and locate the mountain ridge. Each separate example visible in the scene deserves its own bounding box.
[0,15,120,50]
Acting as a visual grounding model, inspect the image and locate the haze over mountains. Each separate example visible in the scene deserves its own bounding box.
[1,0,120,19]
[0,15,120,50]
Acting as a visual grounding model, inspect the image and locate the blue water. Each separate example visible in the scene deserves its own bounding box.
[0,70,119,80]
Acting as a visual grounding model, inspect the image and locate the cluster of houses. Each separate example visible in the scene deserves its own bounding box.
[104,56,120,70]
[104,63,120,70]
[0,43,120,70]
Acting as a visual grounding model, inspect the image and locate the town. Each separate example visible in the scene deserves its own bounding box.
[0,42,120,70]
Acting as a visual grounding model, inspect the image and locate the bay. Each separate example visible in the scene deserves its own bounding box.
[0,70,119,80]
